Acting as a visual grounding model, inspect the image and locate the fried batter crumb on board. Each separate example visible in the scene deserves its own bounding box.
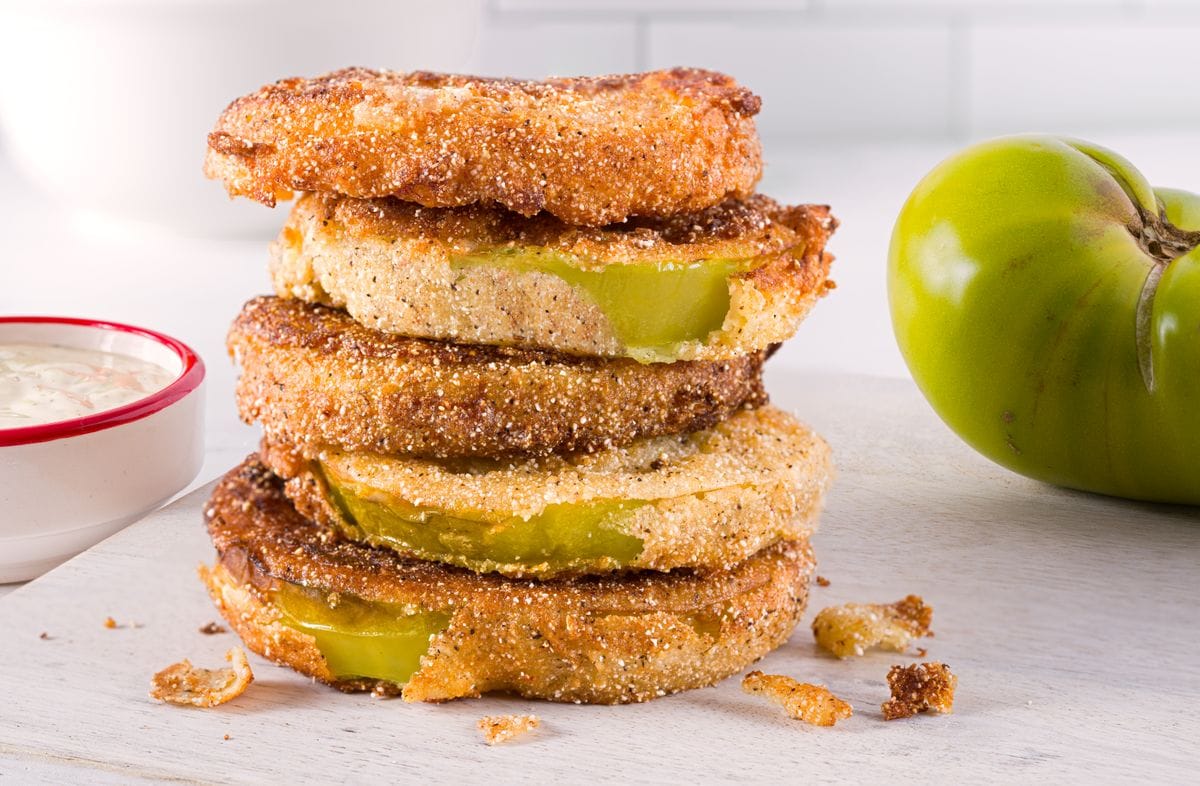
[811,595,933,658]
[882,662,957,720]
[205,68,763,226]
[149,648,254,708]
[741,671,852,727]
[478,715,541,745]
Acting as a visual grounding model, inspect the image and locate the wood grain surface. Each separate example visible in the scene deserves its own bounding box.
[1,374,1197,784]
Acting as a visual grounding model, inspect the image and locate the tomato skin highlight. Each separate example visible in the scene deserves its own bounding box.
[889,135,1200,505]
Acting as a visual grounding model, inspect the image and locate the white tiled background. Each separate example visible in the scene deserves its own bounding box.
[473,0,1200,143]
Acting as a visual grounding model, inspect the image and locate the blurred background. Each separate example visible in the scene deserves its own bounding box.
[3,0,1199,479]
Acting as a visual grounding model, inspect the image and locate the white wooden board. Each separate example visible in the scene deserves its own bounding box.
[1,374,1197,784]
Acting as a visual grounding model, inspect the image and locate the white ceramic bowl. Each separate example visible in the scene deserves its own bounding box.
[0,317,205,583]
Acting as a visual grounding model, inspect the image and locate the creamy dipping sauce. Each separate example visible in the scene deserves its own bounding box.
[0,343,176,429]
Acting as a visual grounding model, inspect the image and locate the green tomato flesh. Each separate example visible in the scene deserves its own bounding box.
[273,581,725,687]
[451,249,743,362]
[322,464,646,574]
[890,134,1200,505]
[273,582,451,685]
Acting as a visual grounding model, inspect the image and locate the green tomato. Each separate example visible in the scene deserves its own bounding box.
[889,135,1200,505]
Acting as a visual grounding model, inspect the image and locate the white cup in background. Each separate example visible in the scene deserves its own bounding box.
[0,0,483,238]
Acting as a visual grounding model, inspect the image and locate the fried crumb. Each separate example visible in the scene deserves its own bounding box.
[38,632,50,640]
[478,714,541,745]
[811,595,933,658]
[149,647,254,708]
[223,734,231,741]
[915,647,928,658]
[815,575,831,587]
[103,616,118,629]
[882,662,957,720]
[741,671,852,727]
[199,621,227,635]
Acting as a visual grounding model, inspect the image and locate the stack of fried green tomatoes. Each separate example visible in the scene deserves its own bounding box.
[202,67,838,704]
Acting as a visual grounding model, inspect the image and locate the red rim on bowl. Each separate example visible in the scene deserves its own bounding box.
[0,317,205,447]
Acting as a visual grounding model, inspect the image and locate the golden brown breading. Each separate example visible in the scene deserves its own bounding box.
[201,458,815,704]
[260,404,832,577]
[149,648,253,708]
[881,663,957,720]
[741,671,852,727]
[230,297,768,459]
[205,68,762,226]
[271,193,836,361]
[811,595,933,658]
[477,715,540,745]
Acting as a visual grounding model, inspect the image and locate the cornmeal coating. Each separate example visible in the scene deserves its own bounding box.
[205,67,762,226]
[230,297,769,459]
[811,595,933,659]
[271,193,836,361]
[149,648,253,708]
[201,459,815,705]
[881,663,957,720]
[741,671,852,727]
[478,715,540,745]
[260,404,833,577]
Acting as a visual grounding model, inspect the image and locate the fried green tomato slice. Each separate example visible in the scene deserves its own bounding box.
[261,405,832,578]
[204,67,762,226]
[229,296,768,459]
[201,458,815,704]
[271,192,836,362]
